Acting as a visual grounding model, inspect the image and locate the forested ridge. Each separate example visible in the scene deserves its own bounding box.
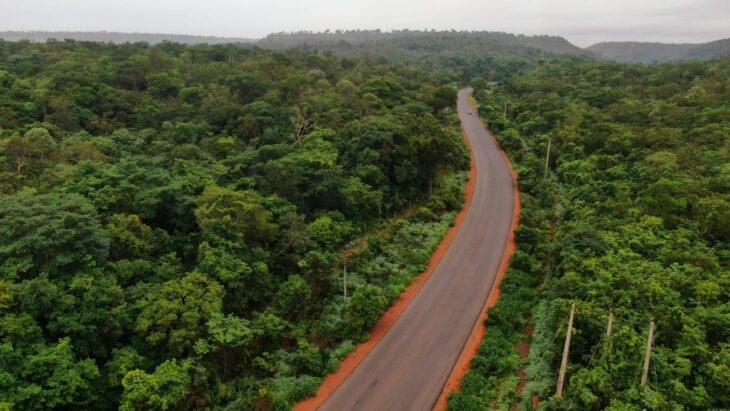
[6,31,730,64]
[0,40,469,410]
[257,30,585,58]
[588,39,730,64]
[0,30,585,59]
[450,57,729,410]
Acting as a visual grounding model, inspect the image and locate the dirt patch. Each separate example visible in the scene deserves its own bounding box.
[293,128,478,411]
[432,98,522,411]
[516,324,534,357]
[511,323,535,411]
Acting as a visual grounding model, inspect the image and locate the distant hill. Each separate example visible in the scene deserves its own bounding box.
[0,30,255,45]
[0,29,586,58]
[258,30,587,57]
[4,30,729,64]
[684,38,730,60]
[587,38,730,63]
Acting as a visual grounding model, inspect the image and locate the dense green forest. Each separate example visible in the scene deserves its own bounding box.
[0,40,470,409]
[1,33,728,411]
[449,58,729,410]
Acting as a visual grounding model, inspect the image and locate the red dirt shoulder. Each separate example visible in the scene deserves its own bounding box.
[293,127,478,411]
[432,98,521,411]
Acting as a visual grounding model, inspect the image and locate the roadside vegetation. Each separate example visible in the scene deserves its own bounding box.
[0,40,469,410]
[449,57,729,410]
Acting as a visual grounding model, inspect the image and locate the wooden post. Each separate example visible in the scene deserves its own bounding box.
[606,309,614,389]
[544,138,552,174]
[641,319,655,387]
[343,258,348,300]
[556,301,576,398]
[606,310,613,337]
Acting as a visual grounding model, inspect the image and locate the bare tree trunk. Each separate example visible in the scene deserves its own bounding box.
[15,157,26,175]
[290,108,315,147]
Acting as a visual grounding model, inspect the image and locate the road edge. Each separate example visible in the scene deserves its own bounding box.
[293,112,478,411]
[432,95,522,411]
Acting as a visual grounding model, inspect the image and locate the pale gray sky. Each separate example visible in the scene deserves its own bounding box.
[1,0,728,47]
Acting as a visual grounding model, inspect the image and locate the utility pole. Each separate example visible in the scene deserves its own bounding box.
[556,301,576,398]
[544,138,552,174]
[641,319,655,387]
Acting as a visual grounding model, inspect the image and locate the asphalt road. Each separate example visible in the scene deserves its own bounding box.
[319,88,516,411]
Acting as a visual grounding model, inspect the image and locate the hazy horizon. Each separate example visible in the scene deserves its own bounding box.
[2,28,729,48]
[1,0,728,48]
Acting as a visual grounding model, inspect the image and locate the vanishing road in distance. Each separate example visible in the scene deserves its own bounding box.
[320,88,516,410]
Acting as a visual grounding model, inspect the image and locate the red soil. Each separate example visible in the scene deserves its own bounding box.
[432,100,521,411]
[293,128,478,411]
[511,323,535,411]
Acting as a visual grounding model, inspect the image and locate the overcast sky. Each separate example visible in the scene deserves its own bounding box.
[1,0,728,47]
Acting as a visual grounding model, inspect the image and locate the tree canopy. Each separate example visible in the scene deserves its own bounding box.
[0,39,468,410]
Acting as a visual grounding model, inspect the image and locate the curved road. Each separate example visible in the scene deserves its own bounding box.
[320,88,516,411]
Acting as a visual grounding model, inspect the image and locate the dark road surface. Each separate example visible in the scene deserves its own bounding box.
[319,88,516,411]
